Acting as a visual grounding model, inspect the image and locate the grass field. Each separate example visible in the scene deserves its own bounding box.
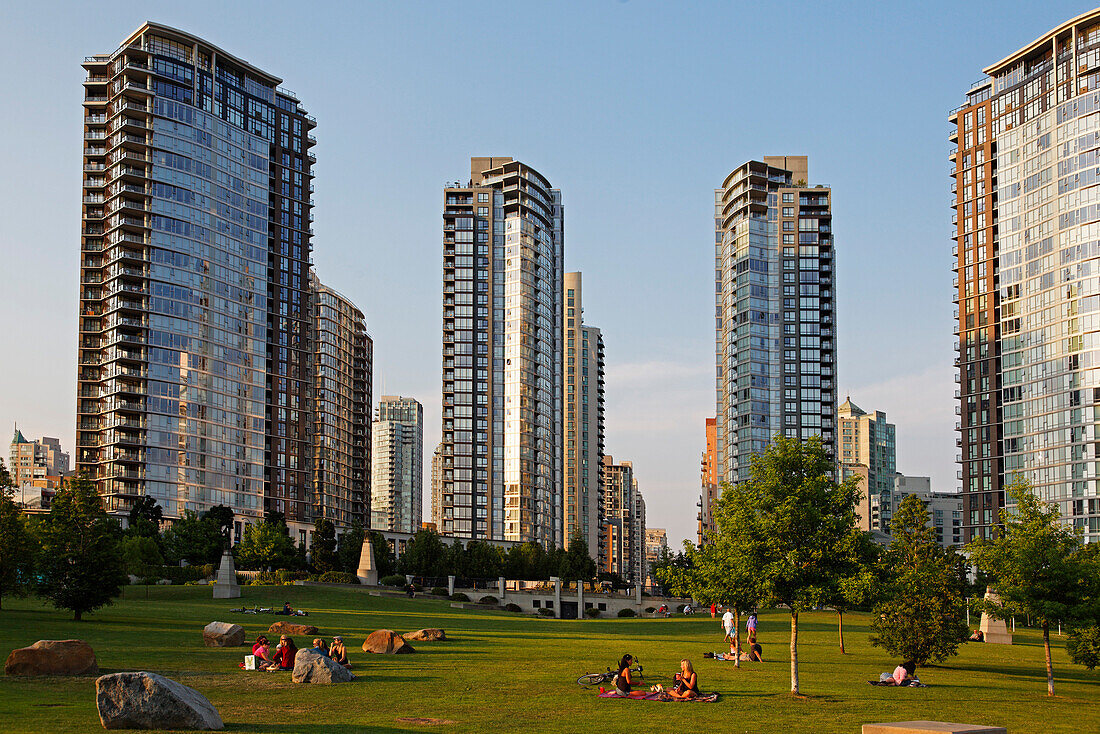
[0,585,1096,733]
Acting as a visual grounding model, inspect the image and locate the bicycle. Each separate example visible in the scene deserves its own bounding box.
[576,662,643,687]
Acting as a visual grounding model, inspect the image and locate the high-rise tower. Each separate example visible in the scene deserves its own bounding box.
[76,23,316,536]
[440,157,564,545]
[951,9,1100,542]
[714,157,837,486]
[371,396,423,533]
[563,272,605,561]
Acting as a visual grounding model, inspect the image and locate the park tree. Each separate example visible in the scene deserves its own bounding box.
[203,505,235,539]
[1067,625,1100,671]
[162,510,224,566]
[871,493,969,667]
[0,458,36,609]
[399,529,448,576]
[126,495,163,539]
[827,529,881,654]
[36,477,127,621]
[722,435,861,694]
[235,514,299,570]
[968,478,1098,696]
[558,530,597,581]
[118,535,165,574]
[369,530,396,578]
[464,540,504,579]
[310,518,338,573]
[336,522,365,573]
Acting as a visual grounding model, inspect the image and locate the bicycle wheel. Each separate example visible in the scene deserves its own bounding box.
[576,673,607,687]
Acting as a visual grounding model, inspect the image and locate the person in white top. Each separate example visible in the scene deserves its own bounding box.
[721,608,736,643]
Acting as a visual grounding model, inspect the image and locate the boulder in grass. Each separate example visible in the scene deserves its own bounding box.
[96,671,223,730]
[4,639,98,676]
[267,621,319,636]
[362,629,415,654]
[201,622,245,648]
[291,650,354,684]
[403,628,447,642]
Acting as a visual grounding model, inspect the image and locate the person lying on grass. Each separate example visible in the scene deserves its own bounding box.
[667,659,699,700]
[879,660,916,686]
[329,636,351,668]
[741,640,763,662]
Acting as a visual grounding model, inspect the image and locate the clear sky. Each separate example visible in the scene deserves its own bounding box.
[1,0,1094,548]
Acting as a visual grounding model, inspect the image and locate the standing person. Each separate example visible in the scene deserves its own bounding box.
[710,603,717,618]
[747,611,758,639]
[721,607,736,644]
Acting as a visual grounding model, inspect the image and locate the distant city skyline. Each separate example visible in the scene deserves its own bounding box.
[3,1,1090,547]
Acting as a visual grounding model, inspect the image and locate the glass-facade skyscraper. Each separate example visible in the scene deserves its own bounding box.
[371,396,423,533]
[440,157,563,545]
[714,156,837,485]
[952,9,1100,542]
[76,23,317,538]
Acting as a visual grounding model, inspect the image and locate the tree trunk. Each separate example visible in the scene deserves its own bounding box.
[790,610,799,694]
[1043,620,1055,697]
[838,610,845,654]
[74,609,82,622]
[734,608,741,668]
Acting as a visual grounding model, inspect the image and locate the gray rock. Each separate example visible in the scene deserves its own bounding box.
[291,650,354,684]
[96,671,224,730]
[201,622,245,648]
[404,628,447,642]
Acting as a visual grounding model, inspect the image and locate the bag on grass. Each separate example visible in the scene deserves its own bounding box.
[244,655,256,670]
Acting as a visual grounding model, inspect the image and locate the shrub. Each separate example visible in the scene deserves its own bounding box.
[380,574,406,587]
[449,592,470,602]
[1068,625,1100,670]
[131,564,207,585]
[537,607,555,616]
[479,595,499,605]
[275,569,292,585]
[319,571,360,584]
[617,608,636,618]
[412,583,423,592]
[644,607,656,613]
[201,563,215,579]
[675,604,686,613]
[584,607,600,618]
[431,586,449,596]
[504,603,522,612]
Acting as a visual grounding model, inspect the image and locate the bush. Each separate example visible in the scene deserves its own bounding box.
[644,607,656,613]
[1068,625,1100,670]
[675,604,686,613]
[537,607,555,616]
[504,603,522,613]
[318,571,360,584]
[201,563,215,579]
[479,595,499,605]
[275,569,292,585]
[431,586,449,596]
[617,608,636,618]
[584,607,601,618]
[450,592,470,602]
[130,565,207,585]
[412,583,423,592]
[380,574,405,587]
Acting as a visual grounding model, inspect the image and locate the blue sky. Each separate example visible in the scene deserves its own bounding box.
[1,0,1094,547]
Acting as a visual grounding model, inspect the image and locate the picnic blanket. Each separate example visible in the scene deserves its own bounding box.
[597,688,719,702]
[867,679,928,687]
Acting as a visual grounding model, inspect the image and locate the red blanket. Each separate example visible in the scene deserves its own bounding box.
[597,687,719,702]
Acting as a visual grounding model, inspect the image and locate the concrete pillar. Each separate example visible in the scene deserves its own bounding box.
[356,537,378,585]
[212,550,240,599]
[498,576,506,603]
[447,575,455,596]
[980,588,1013,644]
[405,574,414,586]
[553,577,562,619]
[635,583,642,607]
[577,579,584,619]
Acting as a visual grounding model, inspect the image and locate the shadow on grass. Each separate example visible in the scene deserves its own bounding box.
[226,724,429,733]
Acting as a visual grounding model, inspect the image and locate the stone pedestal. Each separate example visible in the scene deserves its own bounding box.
[577,580,584,619]
[552,577,562,619]
[212,551,240,599]
[979,589,1013,644]
[356,537,378,586]
[498,576,506,603]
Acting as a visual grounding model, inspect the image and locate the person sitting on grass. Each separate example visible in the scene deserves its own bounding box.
[251,636,276,670]
[879,660,916,686]
[969,629,984,642]
[739,640,763,662]
[308,638,329,656]
[667,659,699,700]
[614,654,639,695]
[329,636,351,668]
[268,636,298,671]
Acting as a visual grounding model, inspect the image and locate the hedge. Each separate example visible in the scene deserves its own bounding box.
[431,586,449,596]
[504,603,522,612]
[584,607,601,618]
[318,571,360,584]
[537,607,555,616]
[449,592,470,602]
[478,595,499,605]
[617,608,636,618]
[380,574,406,587]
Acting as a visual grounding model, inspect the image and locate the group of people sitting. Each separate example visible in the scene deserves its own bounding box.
[249,635,351,671]
[612,654,701,700]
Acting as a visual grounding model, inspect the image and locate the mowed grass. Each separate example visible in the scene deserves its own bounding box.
[0,585,1096,733]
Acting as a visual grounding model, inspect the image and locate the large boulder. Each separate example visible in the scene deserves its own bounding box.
[95,671,223,730]
[404,628,447,642]
[291,650,354,684]
[5,639,98,676]
[362,629,414,654]
[267,621,318,636]
[202,622,245,648]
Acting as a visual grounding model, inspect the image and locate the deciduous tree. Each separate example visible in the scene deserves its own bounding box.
[871,493,969,666]
[36,477,127,621]
[310,518,338,573]
[0,458,35,609]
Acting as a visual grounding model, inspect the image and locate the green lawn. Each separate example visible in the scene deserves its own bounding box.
[0,585,1095,733]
